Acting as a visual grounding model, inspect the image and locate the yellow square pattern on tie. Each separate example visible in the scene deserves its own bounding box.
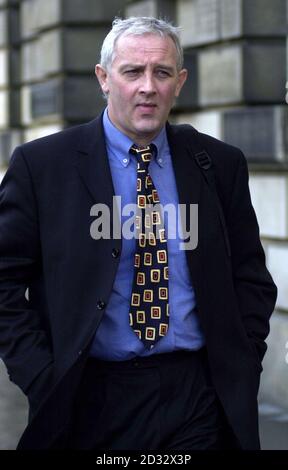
[151,306,161,319]
[157,250,167,263]
[131,293,140,306]
[137,272,145,285]
[137,311,146,323]
[144,290,153,302]
[144,253,152,265]
[151,269,160,282]
[159,229,167,243]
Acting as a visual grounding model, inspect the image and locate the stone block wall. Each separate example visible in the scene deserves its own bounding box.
[0,0,127,166]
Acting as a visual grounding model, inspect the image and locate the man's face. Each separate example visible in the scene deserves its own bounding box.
[95,33,187,145]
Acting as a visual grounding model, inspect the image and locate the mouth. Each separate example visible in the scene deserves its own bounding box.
[136,103,157,112]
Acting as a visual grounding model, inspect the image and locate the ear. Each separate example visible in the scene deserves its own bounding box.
[175,68,188,98]
[95,64,109,95]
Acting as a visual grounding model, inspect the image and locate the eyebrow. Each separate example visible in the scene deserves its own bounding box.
[119,64,175,73]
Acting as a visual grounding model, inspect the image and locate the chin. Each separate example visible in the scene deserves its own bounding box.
[135,122,161,135]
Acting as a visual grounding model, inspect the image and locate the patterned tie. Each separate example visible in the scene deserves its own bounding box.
[129,144,169,349]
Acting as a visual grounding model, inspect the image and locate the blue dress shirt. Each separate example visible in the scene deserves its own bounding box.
[90,108,204,360]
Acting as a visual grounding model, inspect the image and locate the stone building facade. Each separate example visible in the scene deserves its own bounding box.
[0,0,287,449]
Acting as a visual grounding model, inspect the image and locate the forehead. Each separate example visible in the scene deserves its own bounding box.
[113,33,178,64]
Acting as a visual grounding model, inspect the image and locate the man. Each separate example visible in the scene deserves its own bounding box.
[0,17,277,450]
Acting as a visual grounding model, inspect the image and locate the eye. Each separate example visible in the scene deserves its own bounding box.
[156,70,171,78]
[124,69,140,77]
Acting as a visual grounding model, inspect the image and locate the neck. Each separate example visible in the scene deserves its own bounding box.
[105,109,163,147]
[132,129,163,147]
[133,139,152,147]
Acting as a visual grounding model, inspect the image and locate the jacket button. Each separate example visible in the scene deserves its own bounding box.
[96,300,106,310]
[112,248,120,258]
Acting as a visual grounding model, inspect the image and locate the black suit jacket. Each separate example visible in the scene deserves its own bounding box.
[0,114,277,449]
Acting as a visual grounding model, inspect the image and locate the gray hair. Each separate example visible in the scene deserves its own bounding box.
[100,16,184,71]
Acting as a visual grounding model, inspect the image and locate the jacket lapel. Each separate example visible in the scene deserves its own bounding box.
[166,122,205,293]
[74,114,115,210]
[166,121,204,207]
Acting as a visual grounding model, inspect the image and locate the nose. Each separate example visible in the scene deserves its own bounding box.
[139,72,156,95]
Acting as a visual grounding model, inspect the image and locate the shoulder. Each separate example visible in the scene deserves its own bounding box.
[167,122,249,211]
[13,115,103,167]
[20,124,85,153]
[168,122,246,168]
[20,121,91,156]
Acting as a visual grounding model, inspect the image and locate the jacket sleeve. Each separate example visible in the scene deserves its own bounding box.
[0,146,53,394]
[227,151,277,363]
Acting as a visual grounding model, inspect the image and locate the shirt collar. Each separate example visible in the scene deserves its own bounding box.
[102,107,168,168]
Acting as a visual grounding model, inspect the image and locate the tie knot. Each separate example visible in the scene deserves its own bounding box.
[130,144,153,169]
